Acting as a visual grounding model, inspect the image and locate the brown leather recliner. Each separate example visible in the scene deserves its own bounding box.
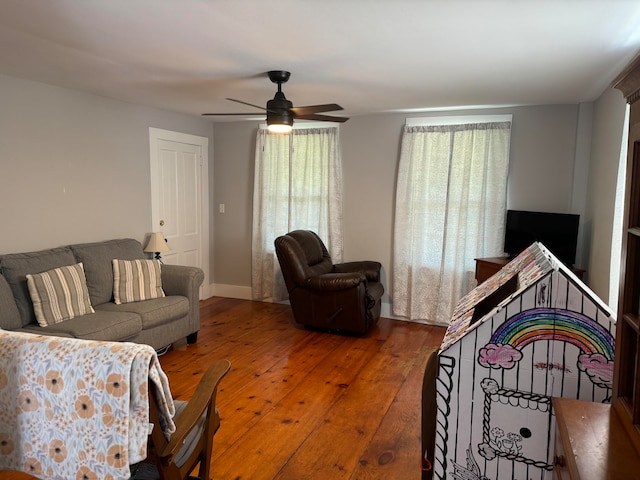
[274,230,384,334]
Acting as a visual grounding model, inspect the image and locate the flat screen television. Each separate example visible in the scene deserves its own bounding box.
[504,210,580,266]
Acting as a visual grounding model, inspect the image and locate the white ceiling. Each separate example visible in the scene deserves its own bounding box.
[1,0,640,122]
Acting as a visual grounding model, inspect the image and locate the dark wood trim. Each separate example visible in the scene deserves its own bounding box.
[611,53,640,101]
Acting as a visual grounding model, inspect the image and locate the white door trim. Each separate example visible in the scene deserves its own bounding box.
[149,128,212,299]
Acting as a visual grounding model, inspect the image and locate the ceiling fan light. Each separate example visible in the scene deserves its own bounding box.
[267,123,293,133]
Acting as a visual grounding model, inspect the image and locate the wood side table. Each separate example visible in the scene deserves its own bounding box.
[552,397,640,479]
[474,256,510,284]
[474,256,585,284]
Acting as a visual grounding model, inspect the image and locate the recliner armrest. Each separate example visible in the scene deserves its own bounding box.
[333,261,382,283]
[306,272,366,291]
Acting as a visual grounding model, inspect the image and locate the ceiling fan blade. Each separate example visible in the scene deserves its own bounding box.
[295,113,349,123]
[202,112,263,116]
[226,98,267,111]
[290,104,344,116]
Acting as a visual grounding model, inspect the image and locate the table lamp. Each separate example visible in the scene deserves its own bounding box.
[144,232,170,262]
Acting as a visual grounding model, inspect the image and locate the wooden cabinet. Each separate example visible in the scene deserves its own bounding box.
[552,398,640,480]
[612,53,640,456]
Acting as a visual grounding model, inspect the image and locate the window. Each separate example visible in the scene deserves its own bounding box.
[609,103,630,312]
[251,125,343,301]
[392,115,512,324]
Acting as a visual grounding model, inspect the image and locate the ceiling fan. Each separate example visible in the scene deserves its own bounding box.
[202,70,349,132]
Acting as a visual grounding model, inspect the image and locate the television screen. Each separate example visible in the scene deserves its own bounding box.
[504,210,580,266]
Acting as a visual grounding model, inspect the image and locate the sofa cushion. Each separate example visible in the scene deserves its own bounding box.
[26,263,95,326]
[0,247,77,326]
[20,310,142,341]
[95,296,188,329]
[113,259,165,304]
[70,239,145,306]
[0,274,23,330]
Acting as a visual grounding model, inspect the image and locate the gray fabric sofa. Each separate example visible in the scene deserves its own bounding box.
[0,238,204,350]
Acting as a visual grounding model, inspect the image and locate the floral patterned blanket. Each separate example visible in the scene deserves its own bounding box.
[0,330,175,480]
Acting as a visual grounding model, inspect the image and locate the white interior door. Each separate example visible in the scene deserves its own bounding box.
[149,128,210,297]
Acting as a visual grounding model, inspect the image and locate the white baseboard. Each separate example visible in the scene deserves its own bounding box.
[200,283,215,299]
[381,301,398,320]
[206,283,252,300]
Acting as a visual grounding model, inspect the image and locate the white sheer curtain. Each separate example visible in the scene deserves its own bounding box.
[252,126,343,301]
[393,118,512,325]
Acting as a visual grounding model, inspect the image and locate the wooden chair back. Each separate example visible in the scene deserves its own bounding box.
[147,360,231,480]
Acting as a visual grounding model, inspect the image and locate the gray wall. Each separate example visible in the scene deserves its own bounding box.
[584,88,628,301]
[0,74,214,254]
[213,122,256,291]
[213,104,601,305]
[1,72,627,309]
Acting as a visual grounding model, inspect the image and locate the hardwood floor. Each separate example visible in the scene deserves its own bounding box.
[159,297,446,480]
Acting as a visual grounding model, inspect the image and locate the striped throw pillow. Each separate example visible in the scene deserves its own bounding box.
[26,263,95,327]
[112,259,165,304]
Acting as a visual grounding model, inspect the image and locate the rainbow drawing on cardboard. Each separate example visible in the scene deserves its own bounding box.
[478,308,615,388]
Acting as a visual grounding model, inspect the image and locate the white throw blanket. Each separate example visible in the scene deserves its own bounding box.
[0,330,175,480]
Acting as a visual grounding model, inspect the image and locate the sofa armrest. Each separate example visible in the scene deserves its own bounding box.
[161,265,204,336]
[161,265,204,296]
[306,272,365,291]
[333,261,381,283]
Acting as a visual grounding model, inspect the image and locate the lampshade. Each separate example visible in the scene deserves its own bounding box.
[144,232,170,253]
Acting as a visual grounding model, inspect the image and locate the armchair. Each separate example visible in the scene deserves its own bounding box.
[274,230,384,334]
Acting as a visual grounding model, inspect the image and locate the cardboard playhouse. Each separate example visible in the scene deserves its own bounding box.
[426,242,616,480]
